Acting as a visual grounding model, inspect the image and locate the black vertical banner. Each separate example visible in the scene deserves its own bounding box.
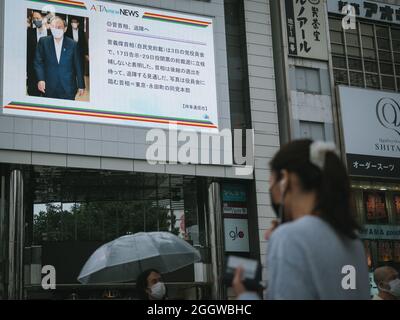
[285,0,298,55]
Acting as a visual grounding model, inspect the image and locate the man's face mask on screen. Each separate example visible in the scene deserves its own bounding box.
[51,28,64,39]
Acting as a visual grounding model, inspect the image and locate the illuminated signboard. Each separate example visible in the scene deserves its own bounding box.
[1,0,219,132]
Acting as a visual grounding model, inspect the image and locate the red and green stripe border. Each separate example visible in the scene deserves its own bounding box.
[28,0,87,10]
[143,12,211,28]
[4,102,217,129]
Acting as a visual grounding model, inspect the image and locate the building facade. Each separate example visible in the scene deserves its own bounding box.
[272,0,400,296]
[0,0,279,300]
[328,0,400,281]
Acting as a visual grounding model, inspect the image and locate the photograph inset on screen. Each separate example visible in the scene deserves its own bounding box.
[26,9,90,102]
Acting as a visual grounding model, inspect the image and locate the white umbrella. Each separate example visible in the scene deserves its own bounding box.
[77,231,201,284]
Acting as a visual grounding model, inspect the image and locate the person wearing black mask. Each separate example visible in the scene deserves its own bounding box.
[27,11,50,96]
[233,139,370,300]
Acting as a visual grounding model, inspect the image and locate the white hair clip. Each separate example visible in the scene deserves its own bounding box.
[309,141,338,170]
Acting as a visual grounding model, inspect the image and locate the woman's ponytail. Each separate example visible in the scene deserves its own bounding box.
[318,152,359,239]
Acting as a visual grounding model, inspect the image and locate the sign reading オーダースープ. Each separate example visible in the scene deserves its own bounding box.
[285,0,329,60]
[2,0,218,132]
[338,86,400,179]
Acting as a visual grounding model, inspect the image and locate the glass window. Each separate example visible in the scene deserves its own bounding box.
[334,69,348,84]
[377,38,391,50]
[225,0,251,130]
[330,30,344,43]
[346,33,360,46]
[366,73,379,88]
[295,67,321,94]
[329,14,400,93]
[364,60,378,73]
[380,63,394,75]
[364,191,389,224]
[348,58,362,70]
[394,242,400,263]
[305,68,321,93]
[378,241,394,263]
[379,50,392,62]
[393,194,400,224]
[382,76,395,90]
[332,44,345,55]
[361,23,374,36]
[362,36,375,49]
[332,55,347,69]
[395,53,400,64]
[329,17,343,31]
[299,121,326,141]
[392,28,400,40]
[347,46,361,57]
[363,48,376,59]
[376,26,389,38]
[392,40,400,52]
[31,169,207,277]
[349,71,364,86]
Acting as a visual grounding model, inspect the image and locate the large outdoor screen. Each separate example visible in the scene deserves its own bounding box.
[2,0,219,131]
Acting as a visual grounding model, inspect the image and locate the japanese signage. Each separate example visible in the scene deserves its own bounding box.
[338,86,400,179]
[285,0,329,60]
[224,218,250,253]
[328,0,400,25]
[222,184,248,215]
[1,0,219,132]
[359,224,400,241]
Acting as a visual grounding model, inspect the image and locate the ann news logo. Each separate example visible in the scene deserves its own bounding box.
[90,4,139,17]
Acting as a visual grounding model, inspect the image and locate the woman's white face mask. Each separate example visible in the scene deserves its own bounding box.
[149,282,166,300]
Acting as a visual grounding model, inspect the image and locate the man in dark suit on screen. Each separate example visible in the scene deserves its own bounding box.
[66,17,89,76]
[27,11,51,96]
[34,16,85,100]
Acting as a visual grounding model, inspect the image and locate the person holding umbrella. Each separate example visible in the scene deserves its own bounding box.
[77,231,201,300]
[136,269,167,300]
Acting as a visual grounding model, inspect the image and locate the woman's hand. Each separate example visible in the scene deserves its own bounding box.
[264,219,279,240]
[232,267,247,297]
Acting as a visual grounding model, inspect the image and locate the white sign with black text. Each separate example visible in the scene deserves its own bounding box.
[360,224,400,240]
[224,218,250,253]
[286,0,329,61]
[2,0,219,132]
[339,86,400,159]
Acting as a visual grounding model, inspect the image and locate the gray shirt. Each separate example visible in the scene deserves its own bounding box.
[240,215,370,300]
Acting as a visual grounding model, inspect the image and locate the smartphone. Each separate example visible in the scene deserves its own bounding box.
[223,255,262,291]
